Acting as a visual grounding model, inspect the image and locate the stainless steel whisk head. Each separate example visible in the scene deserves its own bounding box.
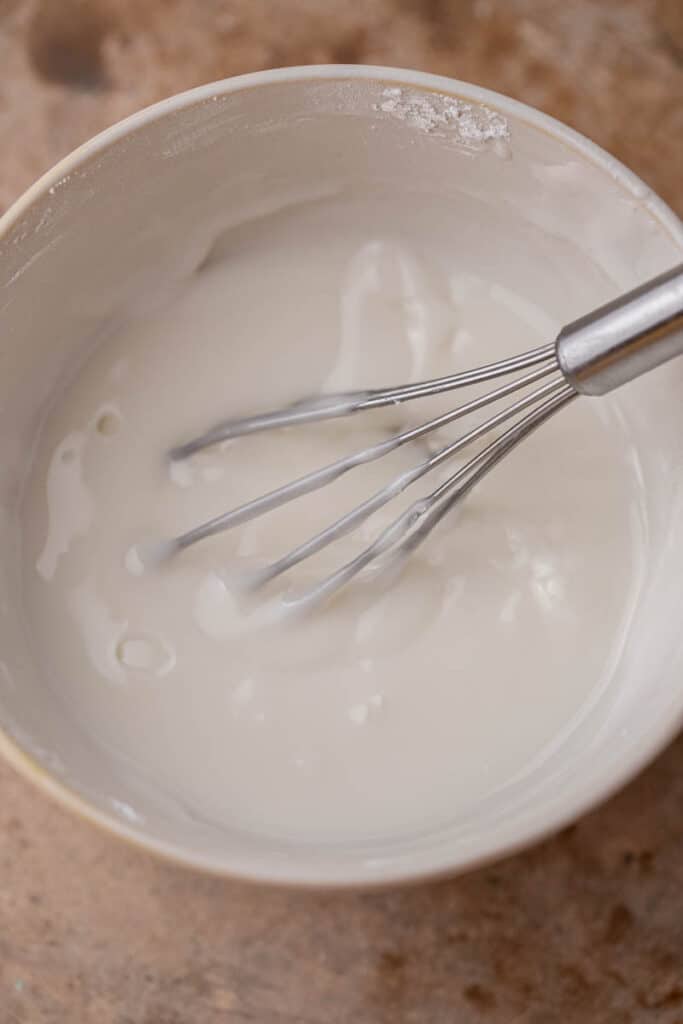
[142,264,683,611]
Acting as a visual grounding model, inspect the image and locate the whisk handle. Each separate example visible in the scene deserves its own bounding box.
[556,262,683,396]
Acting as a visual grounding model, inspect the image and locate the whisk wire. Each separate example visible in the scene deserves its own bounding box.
[171,357,562,556]
[170,343,557,459]
[154,347,573,605]
[231,373,569,591]
[284,383,577,612]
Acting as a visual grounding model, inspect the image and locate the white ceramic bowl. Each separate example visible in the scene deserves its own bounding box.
[1,66,682,887]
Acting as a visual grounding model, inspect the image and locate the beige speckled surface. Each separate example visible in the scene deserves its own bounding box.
[1,1,682,1021]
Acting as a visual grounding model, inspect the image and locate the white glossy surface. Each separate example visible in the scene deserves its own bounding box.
[21,193,646,842]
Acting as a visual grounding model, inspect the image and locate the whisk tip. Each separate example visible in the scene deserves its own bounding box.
[125,538,179,576]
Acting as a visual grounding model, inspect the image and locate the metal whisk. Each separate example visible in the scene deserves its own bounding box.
[146,264,683,611]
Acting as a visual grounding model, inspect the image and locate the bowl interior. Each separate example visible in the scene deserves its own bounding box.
[1,69,682,884]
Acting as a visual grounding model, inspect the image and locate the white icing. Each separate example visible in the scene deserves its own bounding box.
[21,191,646,842]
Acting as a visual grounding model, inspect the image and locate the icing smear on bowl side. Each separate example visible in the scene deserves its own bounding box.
[374,87,510,150]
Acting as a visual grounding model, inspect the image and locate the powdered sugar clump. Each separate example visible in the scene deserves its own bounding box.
[375,87,510,148]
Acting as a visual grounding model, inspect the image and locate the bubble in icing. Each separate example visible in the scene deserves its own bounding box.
[95,410,121,437]
[116,633,176,676]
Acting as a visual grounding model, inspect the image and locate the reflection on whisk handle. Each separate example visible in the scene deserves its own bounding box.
[556,263,683,396]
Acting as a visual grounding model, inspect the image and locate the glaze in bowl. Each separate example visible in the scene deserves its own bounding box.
[0,65,682,887]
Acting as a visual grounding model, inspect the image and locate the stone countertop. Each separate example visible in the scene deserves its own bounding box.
[0,2,682,1021]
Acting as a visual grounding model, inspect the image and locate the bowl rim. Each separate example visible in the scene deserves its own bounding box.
[1,63,682,889]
